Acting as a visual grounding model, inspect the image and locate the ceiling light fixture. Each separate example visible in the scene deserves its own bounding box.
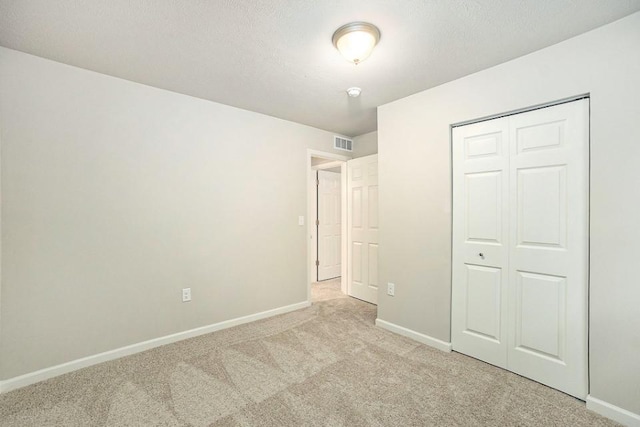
[347,87,362,97]
[332,22,380,65]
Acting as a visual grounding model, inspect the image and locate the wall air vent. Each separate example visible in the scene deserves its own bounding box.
[334,136,353,152]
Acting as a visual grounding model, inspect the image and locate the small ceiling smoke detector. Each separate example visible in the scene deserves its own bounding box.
[347,87,362,97]
[332,22,381,65]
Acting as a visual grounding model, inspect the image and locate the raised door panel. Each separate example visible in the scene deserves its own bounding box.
[368,244,378,291]
[517,166,567,249]
[368,185,379,229]
[368,161,378,179]
[514,272,566,362]
[466,171,502,243]
[352,242,363,284]
[464,265,503,342]
[515,119,565,154]
[351,164,364,181]
[351,187,363,229]
[465,131,503,159]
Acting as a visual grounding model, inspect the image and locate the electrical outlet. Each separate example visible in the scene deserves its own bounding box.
[182,288,191,302]
[298,215,305,226]
[387,283,395,296]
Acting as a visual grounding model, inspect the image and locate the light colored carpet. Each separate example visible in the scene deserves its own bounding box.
[311,278,347,302]
[0,279,616,426]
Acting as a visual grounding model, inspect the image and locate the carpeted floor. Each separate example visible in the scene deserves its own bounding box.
[0,279,617,426]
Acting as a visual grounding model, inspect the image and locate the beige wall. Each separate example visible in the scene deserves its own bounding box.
[0,47,343,379]
[352,131,378,158]
[377,12,640,415]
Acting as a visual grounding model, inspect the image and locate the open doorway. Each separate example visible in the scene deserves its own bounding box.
[306,150,349,302]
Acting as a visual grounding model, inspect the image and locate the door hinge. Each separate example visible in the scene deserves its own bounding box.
[315,260,319,266]
[316,219,320,226]
[316,179,319,186]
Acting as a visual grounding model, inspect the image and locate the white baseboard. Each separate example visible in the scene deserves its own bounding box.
[375,318,452,353]
[0,300,311,394]
[587,395,640,426]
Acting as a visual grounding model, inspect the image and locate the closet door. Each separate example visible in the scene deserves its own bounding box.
[507,100,589,399]
[452,99,589,400]
[452,117,510,368]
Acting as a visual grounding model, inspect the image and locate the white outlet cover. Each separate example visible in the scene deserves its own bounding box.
[387,283,395,296]
[298,215,304,226]
[182,288,191,302]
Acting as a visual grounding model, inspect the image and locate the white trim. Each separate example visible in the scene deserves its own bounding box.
[0,300,310,394]
[312,160,344,171]
[450,93,590,128]
[340,162,347,294]
[375,318,452,352]
[0,123,2,370]
[587,395,640,426]
[308,165,318,292]
[307,149,351,162]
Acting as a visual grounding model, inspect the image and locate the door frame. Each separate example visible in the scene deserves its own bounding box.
[306,149,350,302]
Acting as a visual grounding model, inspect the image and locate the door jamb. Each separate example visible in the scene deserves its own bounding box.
[307,149,350,302]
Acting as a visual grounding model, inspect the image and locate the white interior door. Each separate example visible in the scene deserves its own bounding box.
[347,155,378,304]
[452,117,510,368]
[452,99,589,399]
[506,100,589,398]
[317,170,341,281]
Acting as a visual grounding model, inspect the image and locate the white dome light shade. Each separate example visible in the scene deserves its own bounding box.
[347,87,362,97]
[332,22,380,64]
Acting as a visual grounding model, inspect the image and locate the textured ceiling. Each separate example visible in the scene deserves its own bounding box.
[1,1,640,136]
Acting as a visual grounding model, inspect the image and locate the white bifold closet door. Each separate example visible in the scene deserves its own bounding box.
[452,99,589,399]
[347,154,379,304]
